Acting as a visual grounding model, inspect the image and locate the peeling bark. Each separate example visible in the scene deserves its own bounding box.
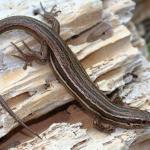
[0,0,150,149]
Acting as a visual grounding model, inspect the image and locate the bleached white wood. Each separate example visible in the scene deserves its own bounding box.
[0,0,150,149]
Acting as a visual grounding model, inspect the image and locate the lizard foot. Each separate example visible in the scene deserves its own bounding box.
[93,117,115,133]
[40,2,61,18]
[11,41,34,70]
[39,2,61,34]
[11,41,47,70]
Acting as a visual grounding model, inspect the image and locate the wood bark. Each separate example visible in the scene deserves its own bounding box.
[0,0,150,149]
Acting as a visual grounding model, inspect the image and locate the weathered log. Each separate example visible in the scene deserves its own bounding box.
[0,0,150,149]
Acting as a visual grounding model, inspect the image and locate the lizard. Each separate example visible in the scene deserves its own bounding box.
[0,4,150,139]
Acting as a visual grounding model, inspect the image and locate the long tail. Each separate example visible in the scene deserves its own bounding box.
[0,95,42,139]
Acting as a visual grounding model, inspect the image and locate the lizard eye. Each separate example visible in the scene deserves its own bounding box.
[142,120,150,124]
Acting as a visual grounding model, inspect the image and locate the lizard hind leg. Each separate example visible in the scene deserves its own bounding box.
[11,41,37,70]
[40,2,61,34]
[22,40,48,63]
[40,3,61,18]
[11,42,33,70]
[11,40,48,69]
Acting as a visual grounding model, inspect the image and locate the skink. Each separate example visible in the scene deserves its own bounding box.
[0,15,150,138]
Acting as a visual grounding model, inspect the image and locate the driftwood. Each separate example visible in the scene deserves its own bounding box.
[0,0,150,149]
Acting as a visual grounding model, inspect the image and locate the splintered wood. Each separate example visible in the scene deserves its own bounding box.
[0,0,150,149]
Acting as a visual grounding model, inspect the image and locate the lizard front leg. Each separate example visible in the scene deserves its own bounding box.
[93,116,115,133]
